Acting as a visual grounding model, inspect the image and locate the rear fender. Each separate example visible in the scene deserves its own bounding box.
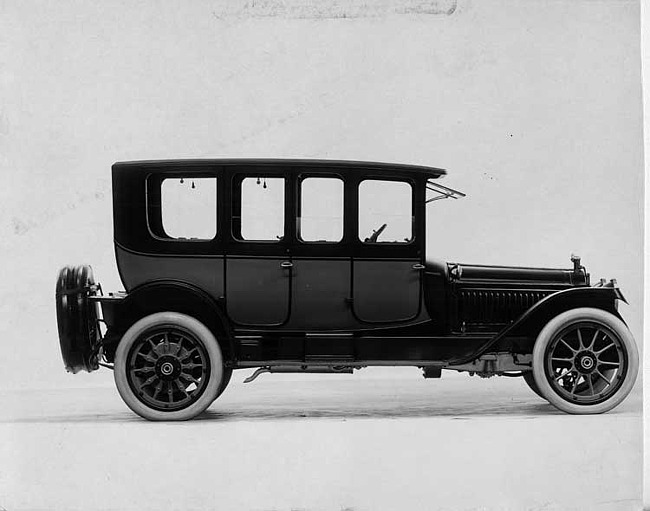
[449,286,626,363]
[102,280,233,361]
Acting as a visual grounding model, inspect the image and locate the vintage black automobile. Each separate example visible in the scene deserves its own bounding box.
[56,159,639,420]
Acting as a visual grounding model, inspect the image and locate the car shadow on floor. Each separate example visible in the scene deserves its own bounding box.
[2,399,572,424]
[195,400,568,422]
[1,380,643,423]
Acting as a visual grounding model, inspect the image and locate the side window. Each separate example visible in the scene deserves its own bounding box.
[298,177,344,243]
[160,177,217,240]
[358,179,413,244]
[239,177,285,241]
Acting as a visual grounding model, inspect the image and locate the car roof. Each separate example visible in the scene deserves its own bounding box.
[112,158,447,179]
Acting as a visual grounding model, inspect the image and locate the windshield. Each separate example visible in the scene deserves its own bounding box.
[426,180,466,204]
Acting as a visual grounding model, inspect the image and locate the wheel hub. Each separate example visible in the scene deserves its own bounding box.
[576,351,596,373]
[156,356,181,380]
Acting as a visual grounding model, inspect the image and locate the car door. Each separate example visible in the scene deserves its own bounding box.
[289,174,355,330]
[352,178,422,323]
[225,173,291,326]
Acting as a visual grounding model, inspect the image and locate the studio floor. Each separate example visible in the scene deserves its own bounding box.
[0,371,642,511]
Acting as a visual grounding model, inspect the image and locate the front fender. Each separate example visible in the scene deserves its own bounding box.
[508,286,625,336]
[447,286,626,364]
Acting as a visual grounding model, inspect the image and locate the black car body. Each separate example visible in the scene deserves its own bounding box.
[55,159,639,420]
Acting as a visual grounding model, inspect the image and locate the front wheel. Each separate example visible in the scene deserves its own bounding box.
[522,372,544,399]
[114,312,224,421]
[532,308,639,414]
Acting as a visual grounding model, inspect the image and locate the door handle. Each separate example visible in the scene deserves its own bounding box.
[412,263,425,270]
[280,261,293,269]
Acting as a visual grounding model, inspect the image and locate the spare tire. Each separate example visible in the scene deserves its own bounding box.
[55,265,101,373]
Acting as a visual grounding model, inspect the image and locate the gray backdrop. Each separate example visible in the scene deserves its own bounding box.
[0,0,642,388]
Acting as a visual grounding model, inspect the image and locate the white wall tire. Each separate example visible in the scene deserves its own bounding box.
[522,371,545,399]
[532,308,638,414]
[213,367,233,402]
[114,312,223,421]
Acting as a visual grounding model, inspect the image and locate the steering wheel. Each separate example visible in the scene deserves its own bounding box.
[366,223,387,243]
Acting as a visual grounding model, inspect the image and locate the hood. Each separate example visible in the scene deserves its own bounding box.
[427,256,590,288]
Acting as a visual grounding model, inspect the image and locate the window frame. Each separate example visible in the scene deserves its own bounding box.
[146,171,220,244]
[230,173,289,245]
[357,177,416,246]
[296,174,345,245]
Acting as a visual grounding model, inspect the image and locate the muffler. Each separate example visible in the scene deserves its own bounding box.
[243,365,353,383]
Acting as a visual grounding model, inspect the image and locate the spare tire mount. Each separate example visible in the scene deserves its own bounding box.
[55,265,103,373]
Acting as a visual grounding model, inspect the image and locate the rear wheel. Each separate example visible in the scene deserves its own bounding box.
[532,308,638,414]
[114,312,224,421]
[215,367,233,401]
